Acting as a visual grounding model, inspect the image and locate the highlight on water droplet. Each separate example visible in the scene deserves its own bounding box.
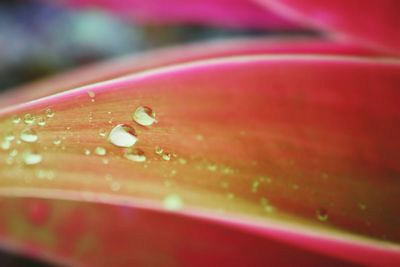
[95,146,107,156]
[163,194,183,211]
[84,148,91,156]
[108,124,137,148]
[124,148,146,162]
[23,151,42,165]
[155,146,163,155]
[45,108,55,118]
[20,128,38,143]
[24,114,35,124]
[162,153,171,161]
[316,208,329,222]
[132,106,156,126]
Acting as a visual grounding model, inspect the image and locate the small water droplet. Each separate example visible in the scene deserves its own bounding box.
[87,91,96,102]
[132,106,156,126]
[155,146,163,155]
[316,208,328,221]
[1,140,11,150]
[5,133,15,141]
[9,149,18,157]
[24,114,35,124]
[20,128,38,143]
[227,193,235,200]
[124,148,146,162]
[251,180,260,193]
[195,134,204,141]
[84,148,91,156]
[163,194,183,211]
[207,163,217,172]
[12,116,21,124]
[102,158,109,165]
[178,158,187,165]
[45,108,55,118]
[35,169,55,180]
[98,129,107,138]
[162,153,171,161]
[95,146,107,156]
[23,151,42,165]
[37,117,46,126]
[110,181,121,192]
[108,124,137,148]
[53,138,61,146]
[260,197,276,213]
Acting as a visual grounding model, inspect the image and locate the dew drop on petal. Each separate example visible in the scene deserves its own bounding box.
[155,146,163,155]
[132,106,156,126]
[23,151,42,165]
[37,117,46,126]
[24,114,35,124]
[95,147,107,156]
[316,208,328,221]
[108,124,137,148]
[20,128,38,143]
[1,140,11,150]
[98,129,107,138]
[45,108,55,118]
[124,148,146,162]
[110,181,121,192]
[5,133,15,141]
[84,148,91,156]
[12,116,21,124]
[163,194,183,211]
[162,153,171,161]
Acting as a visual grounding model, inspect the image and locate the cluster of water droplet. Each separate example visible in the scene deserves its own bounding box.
[2,108,55,167]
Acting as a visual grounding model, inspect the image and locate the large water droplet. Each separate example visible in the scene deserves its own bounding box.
[132,106,156,126]
[23,151,42,165]
[124,148,146,162]
[163,194,183,211]
[108,124,137,148]
[20,128,38,143]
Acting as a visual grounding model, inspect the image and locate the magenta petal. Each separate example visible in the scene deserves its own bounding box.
[258,0,400,54]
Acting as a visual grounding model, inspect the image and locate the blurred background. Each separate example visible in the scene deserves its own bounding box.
[0,0,314,92]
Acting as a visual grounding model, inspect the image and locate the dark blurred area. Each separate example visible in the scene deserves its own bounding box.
[0,248,52,267]
[0,0,289,92]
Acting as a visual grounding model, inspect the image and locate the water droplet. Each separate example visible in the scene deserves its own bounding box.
[260,197,276,213]
[1,140,11,150]
[45,108,55,118]
[316,208,328,221]
[24,114,35,124]
[5,133,15,141]
[358,203,367,210]
[110,181,121,192]
[23,151,42,165]
[87,91,96,102]
[155,146,163,155]
[98,129,107,138]
[108,124,137,148]
[35,169,55,180]
[178,158,187,165]
[12,116,21,124]
[84,148,91,156]
[221,166,234,175]
[9,149,18,157]
[207,163,217,172]
[124,148,146,162]
[227,193,235,200]
[53,138,61,146]
[20,128,38,143]
[163,194,183,211]
[162,153,171,161]
[251,180,260,193]
[195,134,204,141]
[132,106,156,126]
[37,117,46,126]
[95,147,107,156]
